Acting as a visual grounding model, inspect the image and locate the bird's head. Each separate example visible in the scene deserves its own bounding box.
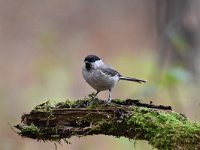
[84,55,103,70]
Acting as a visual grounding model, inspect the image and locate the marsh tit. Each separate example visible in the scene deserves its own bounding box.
[82,55,146,103]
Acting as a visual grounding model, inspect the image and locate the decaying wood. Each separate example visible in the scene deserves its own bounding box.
[14,99,200,149]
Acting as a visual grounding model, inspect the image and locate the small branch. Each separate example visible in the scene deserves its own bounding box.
[14,98,200,149]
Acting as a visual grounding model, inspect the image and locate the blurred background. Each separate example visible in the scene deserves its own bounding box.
[1,0,200,149]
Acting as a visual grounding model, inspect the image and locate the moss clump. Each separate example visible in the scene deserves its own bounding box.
[33,101,53,112]
[55,100,74,108]
[19,124,40,138]
[127,106,200,149]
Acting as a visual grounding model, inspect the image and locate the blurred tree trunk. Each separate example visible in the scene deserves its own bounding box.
[155,0,195,71]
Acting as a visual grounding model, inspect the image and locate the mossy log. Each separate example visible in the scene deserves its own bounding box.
[14,97,200,149]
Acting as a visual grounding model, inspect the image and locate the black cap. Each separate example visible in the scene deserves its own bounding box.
[84,55,101,63]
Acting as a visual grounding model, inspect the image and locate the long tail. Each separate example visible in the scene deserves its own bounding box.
[119,76,147,83]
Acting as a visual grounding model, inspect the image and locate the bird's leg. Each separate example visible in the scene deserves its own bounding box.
[95,90,100,97]
[88,90,100,106]
[106,89,112,103]
[93,90,100,100]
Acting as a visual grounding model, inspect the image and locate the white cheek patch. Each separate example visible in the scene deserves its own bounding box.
[94,60,104,67]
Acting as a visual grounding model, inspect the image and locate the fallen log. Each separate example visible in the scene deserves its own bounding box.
[14,96,200,149]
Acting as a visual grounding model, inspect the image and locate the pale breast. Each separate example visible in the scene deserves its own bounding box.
[82,67,119,91]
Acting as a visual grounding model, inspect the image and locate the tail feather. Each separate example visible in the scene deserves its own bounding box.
[119,76,147,83]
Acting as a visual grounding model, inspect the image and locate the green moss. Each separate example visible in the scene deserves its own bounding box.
[127,106,200,149]
[111,98,123,103]
[33,101,55,125]
[55,99,74,108]
[33,101,53,112]
[19,124,40,138]
[17,124,71,143]
[33,93,96,110]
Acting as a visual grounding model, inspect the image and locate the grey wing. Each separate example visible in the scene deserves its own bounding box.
[98,65,121,77]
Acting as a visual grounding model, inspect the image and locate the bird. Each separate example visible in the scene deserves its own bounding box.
[82,55,146,103]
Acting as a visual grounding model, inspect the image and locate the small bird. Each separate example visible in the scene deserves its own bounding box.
[82,55,146,103]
